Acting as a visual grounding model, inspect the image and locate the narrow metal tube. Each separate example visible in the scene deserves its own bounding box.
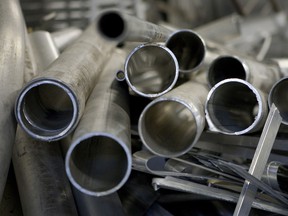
[0,0,26,201]
[208,55,280,92]
[15,24,116,141]
[96,9,172,43]
[12,129,78,216]
[165,29,206,73]
[65,50,132,196]
[51,27,83,52]
[205,78,268,135]
[139,82,208,157]
[268,77,288,125]
[124,43,179,98]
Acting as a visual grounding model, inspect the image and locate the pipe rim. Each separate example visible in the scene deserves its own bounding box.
[15,78,78,141]
[205,78,265,135]
[165,29,206,74]
[139,97,202,157]
[124,43,179,98]
[65,132,132,196]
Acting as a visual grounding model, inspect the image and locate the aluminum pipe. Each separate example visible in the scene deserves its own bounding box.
[268,77,288,125]
[29,31,59,73]
[139,81,208,157]
[15,24,116,141]
[165,29,206,74]
[12,129,78,216]
[124,43,179,98]
[205,78,268,135]
[0,0,26,201]
[96,9,172,43]
[65,49,132,196]
[208,55,280,92]
[52,27,83,52]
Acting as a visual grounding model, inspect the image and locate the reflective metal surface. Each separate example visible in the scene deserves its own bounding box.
[125,43,179,98]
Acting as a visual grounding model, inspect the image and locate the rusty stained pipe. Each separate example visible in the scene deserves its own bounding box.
[205,78,268,135]
[124,43,179,98]
[138,81,208,157]
[0,0,26,201]
[207,55,280,93]
[15,24,116,141]
[65,49,132,196]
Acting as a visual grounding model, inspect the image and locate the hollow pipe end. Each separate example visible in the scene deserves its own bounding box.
[205,78,267,135]
[15,78,79,141]
[65,132,132,196]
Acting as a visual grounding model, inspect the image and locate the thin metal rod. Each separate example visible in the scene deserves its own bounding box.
[15,24,116,141]
[0,0,26,201]
[233,104,282,216]
[65,49,132,196]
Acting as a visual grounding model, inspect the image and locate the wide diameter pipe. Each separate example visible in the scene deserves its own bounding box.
[205,78,268,135]
[0,0,26,201]
[139,81,208,157]
[15,24,116,141]
[66,49,132,196]
[124,43,179,98]
[208,55,280,92]
[13,129,78,216]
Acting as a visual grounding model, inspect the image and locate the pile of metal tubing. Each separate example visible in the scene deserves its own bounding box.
[0,1,288,215]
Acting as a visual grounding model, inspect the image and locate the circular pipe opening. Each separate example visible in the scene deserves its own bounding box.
[165,30,205,73]
[269,78,288,125]
[97,11,125,39]
[139,100,197,157]
[66,135,131,196]
[208,56,247,87]
[16,80,77,141]
[125,44,179,97]
[206,79,262,134]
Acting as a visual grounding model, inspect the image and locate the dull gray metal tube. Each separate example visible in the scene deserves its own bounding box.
[0,0,26,201]
[12,129,78,216]
[65,49,132,196]
[15,24,116,141]
[165,29,206,74]
[124,43,179,98]
[208,55,280,92]
[29,31,59,73]
[205,78,268,135]
[96,9,171,43]
[52,27,83,52]
[139,81,208,157]
[268,76,288,125]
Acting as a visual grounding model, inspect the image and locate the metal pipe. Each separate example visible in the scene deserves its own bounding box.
[268,76,288,125]
[0,0,26,201]
[15,24,116,141]
[29,31,59,73]
[205,78,268,135]
[65,49,132,196]
[12,129,78,216]
[124,43,179,98]
[207,55,280,92]
[51,27,83,52]
[138,81,208,157]
[96,9,172,43]
[165,29,206,74]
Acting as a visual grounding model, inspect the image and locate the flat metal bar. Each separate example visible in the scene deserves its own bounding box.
[233,104,282,216]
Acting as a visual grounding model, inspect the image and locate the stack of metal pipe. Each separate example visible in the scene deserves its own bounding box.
[1,2,288,215]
